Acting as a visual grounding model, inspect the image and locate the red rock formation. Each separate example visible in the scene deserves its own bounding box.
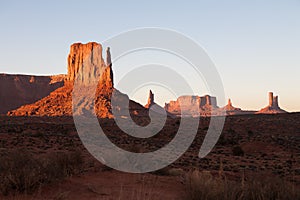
[257,92,287,114]
[221,98,243,115]
[4,43,289,117]
[145,90,155,109]
[8,42,147,118]
[143,90,175,118]
[164,95,219,117]
[0,74,64,114]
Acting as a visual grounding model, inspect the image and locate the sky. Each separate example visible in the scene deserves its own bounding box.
[0,0,299,111]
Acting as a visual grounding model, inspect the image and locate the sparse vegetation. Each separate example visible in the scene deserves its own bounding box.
[0,149,83,195]
[0,114,299,199]
[184,169,300,200]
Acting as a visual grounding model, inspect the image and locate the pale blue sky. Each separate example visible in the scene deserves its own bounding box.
[0,0,299,111]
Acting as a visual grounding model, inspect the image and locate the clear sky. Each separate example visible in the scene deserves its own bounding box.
[0,0,299,111]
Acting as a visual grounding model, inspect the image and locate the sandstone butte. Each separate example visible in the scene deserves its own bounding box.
[164,92,287,116]
[7,42,147,118]
[256,92,287,114]
[4,42,288,117]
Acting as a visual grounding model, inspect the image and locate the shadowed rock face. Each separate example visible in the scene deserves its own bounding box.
[0,74,65,114]
[8,42,147,118]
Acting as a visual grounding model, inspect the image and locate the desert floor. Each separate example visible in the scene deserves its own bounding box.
[0,113,299,199]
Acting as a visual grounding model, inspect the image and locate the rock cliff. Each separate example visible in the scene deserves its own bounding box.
[0,74,64,114]
[164,95,219,117]
[8,42,147,118]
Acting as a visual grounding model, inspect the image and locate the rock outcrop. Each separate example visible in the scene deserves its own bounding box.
[145,90,155,109]
[257,92,287,114]
[143,90,175,118]
[8,42,147,118]
[4,43,289,117]
[66,42,113,88]
[164,95,219,117]
[221,99,243,115]
[0,74,64,114]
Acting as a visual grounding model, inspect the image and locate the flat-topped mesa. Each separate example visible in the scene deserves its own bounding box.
[164,95,218,117]
[66,42,113,88]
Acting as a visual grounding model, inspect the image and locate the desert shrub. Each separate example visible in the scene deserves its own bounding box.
[184,170,243,200]
[0,150,43,195]
[0,149,83,195]
[232,145,244,156]
[42,150,84,182]
[184,169,300,200]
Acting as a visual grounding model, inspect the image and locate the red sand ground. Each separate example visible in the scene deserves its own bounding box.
[0,113,299,199]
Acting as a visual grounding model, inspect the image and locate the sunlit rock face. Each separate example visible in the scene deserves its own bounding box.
[164,95,219,117]
[0,74,65,114]
[257,92,287,114]
[8,42,111,117]
[66,42,113,89]
[8,42,148,118]
[145,90,155,109]
[220,99,243,116]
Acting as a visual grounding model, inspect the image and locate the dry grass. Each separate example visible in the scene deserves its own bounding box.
[184,169,300,200]
[0,149,83,195]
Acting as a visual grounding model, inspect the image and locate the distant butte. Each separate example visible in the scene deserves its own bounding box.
[221,99,243,115]
[145,90,175,118]
[164,92,287,116]
[0,42,289,117]
[256,92,287,114]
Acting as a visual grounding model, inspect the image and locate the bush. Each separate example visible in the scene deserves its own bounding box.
[0,150,43,195]
[43,150,84,182]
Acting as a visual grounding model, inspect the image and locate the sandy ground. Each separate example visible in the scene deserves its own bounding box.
[0,113,299,199]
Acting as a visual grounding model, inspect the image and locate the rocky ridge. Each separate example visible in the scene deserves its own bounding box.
[0,74,64,114]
